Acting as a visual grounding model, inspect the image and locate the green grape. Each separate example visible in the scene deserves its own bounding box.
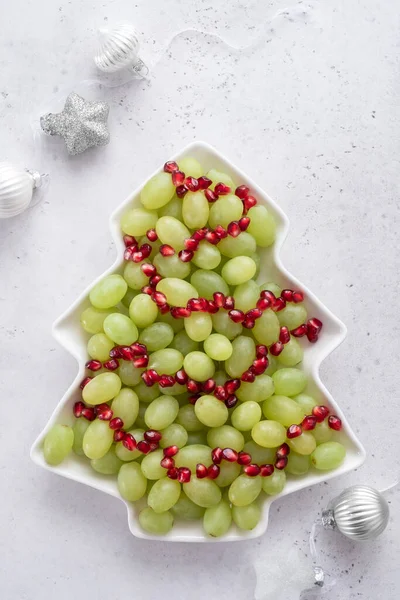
[236,374,274,403]
[91,449,123,475]
[122,288,138,308]
[293,393,316,414]
[187,430,208,445]
[159,195,183,220]
[247,205,276,247]
[203,333,233,361]
[156,216,190,251]
[215,461,241,487]
[272,368,307,396]
[134,381,159,403]
[288,431,317,455]
[144,395,179,430]
[184,477,222,508]
[183,351,215,381]
[313,420,333,444]
[184,312,213,342]
[229,474,262,507]
[140,171,175,210]
[311,442,346,470]
[103,313,138,346]
[190,269,230,299]
[243,441,276,464]
[233,280,260,312]
[140,449,167,480]
[117,462,147,501]
[80,306,114,334]
[153,252,191,279]
[218,232,256,258]
[158,310,185,333]
[129,294,158,328]
[160,423,188,449]
[72,418,90,456]
[250,252,261,278]
[231,402,262,431]
[171,492,205,520]
[115,428,144,461]
[135,402,148,429]
[206,169,235,190]
[177,404,205,432]
[212,311,243,340]
[253,309,280,346]
[194,395,228,427]
[262,395,305,426]
[159,382,187,396]
[139,507,174,534]
[286,452,310,475]
[203,500,232,537]
[182,190,210,229]
[260,282,282,297]
[277,304,307,330]
[139,322,174,351]
[214,370,228,386]
[148,349,183,375]
[148,478,181,513]
[262,470,286,495]
[251,420,287,448]
[175,444,213,470]
[43,424,74,465]
[89,274,127,309]
[111,388,139,428]
[169,330,199,355]
[179,157,203,178]
[277,338,303,367]
[123,261,149,290]
[192,241,221,270]
[225,335,256,378]
[208,194,243,229]
[82,372,121,405]
[221,256,256,286]
[265,355,278,376]
[232,502,261,530]
[157,278,198,307]
[87,333,114,362]
[207,425,245,452]
[120,207,158,236]
[118,361,144,386]
[83,420,114,459]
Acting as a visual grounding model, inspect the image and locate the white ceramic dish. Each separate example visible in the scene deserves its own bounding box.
[31,141,366,542]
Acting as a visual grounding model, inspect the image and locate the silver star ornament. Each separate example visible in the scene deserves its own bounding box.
[40,92,110,155]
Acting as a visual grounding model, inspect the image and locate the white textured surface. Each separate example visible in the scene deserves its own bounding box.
[0,1,399,598]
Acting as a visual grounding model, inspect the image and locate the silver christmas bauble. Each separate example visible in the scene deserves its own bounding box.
[94,22,148,77]
[0,162,42,219]
[322,485,389,541]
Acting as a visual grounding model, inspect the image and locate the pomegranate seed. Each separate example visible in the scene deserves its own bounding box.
[160,457,175,469]
[247,308,263,320]
[123,246,135,261]
[252,357,268,375]
[176,184,188,198]
[189,394,200,405]
[152,291,168,306]
[292,291,304,303]
[131,342,147,356]
[287,424,302,438]
[109,417,124,430]
[119,346,135,360]
[224,295,235,310]
[256,345,268,358]
[178,249,194,262]
[260,464,274,477]
[211,447,223,464]
[276,443,290,458]
[149,274,162,287]
[275,457,288,470]
[144,430,162,443]
[302,415,317,430]
[81,406,95,421]
[172,170,185,186]
[113,430,125,442]
[123,234,137,248]
[243,195,257,211]
[244,464,261,477]
[203,378,216,393]
[148,442,159,452]
[187,297,205,312]
[193,228,208,241]
[140,244,152,259]
[159,303,170,314]
[85,359,102,371]
[281,289,293,302]
[164,445,179,458]
[308,317,323,334]
[164,161,179,173]
[328,415,342,431]
[222,448,238,462]
[137,440,151,454]
[141,370,157,386]
[225,379,240,395]
[205,230,219,245]
[312,405,330,423]
[204,189,218,202]
[237,452,252,465]
[167,467,179,479]
[196,463,208,478]
[256,297,271,311]
[109,346,122,359]
[261,290,276,303]
[214,182,231,195]
[95,403,113,421]
[146,228,158,242]
[269,341,284,356]
[103,358,119,371]
[187,379,201,394]
[131,250,144,263]
[225,395,238,408]
[241,370,255,383]
[207,300,219,314]
[272,297,286,312]
[238,216,250,231]
[291,324,307,337]
[184,176,199,191]
[133,355,149,368]
[229,309,245,323]
[178,467,191,483]
[175,369,188,385]
[279,326,291,344]
[198,176,212,189]
[160,244,175,257]
[214,385,227,401]
[227,221,241,237]
[214,225,228,239]
[243,317,255,329]
[73,401,85,418]
[159,375,175,388]
[171,307,191,319]
[207,465,220,479]
[142,285,153,296]
[141,263,157,277]
[213,292,225,307]
[235,185,250,199]
[122,433,137,451]
[79,377,92,389]
[185,237,199,251]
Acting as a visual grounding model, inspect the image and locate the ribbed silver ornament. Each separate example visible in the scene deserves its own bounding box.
[94,22,148,76]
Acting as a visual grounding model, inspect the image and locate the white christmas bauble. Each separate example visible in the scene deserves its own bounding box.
[0,162,42,219]
[94,22,148,76]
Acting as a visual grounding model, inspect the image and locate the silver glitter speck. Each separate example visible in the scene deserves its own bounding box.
[40,92,110,155]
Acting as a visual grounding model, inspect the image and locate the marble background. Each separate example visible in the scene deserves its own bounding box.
[0,1,399,598]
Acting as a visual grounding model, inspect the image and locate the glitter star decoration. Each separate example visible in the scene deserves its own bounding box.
[40,92,110,155]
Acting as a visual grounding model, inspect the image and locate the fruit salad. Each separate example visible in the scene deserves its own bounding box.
[43,156,346,537]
